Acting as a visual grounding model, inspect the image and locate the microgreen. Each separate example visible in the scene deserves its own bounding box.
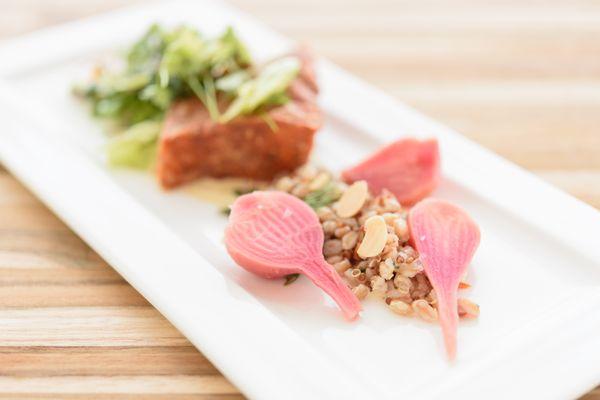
[303,183,343,209]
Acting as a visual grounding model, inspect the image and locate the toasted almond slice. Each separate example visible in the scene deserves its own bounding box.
[308,172,330,191]
[357,215,387,258]
[334,180,368,218]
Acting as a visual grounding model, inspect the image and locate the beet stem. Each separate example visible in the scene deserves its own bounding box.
[302,260,362,321]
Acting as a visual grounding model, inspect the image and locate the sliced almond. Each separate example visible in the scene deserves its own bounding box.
[308,172,330,191]
[357,215,388,258]
[334,180,368,218]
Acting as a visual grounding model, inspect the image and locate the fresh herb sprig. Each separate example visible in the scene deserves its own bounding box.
[303,183,343,209]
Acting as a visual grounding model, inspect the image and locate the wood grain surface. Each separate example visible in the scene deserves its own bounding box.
[1,0,599,398]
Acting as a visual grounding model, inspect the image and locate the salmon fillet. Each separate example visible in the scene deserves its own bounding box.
[157,50,322,188]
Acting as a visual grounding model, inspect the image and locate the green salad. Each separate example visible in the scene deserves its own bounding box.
[75,24,300,169]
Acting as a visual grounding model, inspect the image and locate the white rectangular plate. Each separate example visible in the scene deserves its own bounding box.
[1,2,600,399]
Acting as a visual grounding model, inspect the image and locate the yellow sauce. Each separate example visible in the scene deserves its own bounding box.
[184,178,267,208]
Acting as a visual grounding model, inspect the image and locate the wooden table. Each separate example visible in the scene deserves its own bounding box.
[1,0,599,398]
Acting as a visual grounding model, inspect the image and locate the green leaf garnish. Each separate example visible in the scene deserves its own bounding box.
[220,57,300,122]
[233,187,256,196]
[221,206,231,216]
[106,120,162,169]
[304,182,342,209]
[215,70,251,94]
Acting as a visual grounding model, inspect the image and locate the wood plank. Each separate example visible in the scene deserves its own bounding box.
[0,307,189,347]
[0,395,244,400]
[0,0,598,399]
[0,376,237,394]
[0,346,216,376]
[0,284,148,308]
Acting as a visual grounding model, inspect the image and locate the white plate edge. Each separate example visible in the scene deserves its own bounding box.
[0,1,599,399]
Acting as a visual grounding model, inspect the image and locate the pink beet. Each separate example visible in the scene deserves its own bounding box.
[408,199,480,359]
[225,191,362,320]
[342,138,440,206]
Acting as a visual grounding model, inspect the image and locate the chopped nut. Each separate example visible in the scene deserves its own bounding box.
[357,215,388,258]
[334,180,368,218]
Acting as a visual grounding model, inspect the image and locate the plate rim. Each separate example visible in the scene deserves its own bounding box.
[1,1,600,399]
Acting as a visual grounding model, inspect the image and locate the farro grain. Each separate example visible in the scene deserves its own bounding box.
[426,289,438,306]
[333,259,352,273]
[275,176,295,192]
[322,220,337,235]
[297,164,318,180]
[343,268,357,284]
[458,298,480,319]
[412,299,438,322]
[382,212,400,225]
[334,226,351,238]
[291,184,310,198]
[393,275,412,296]
[326,255,343,264]
[323,239,343,257]
[316,206,335,221]
[385,289,404,299]
[342,231,359,250]
[379,258,395,280]
[370,275,387,296]
[398,262,420,278]
[308,172,330,191]
[352,284,370,300]
[393,218,409,242]
[389,300,412,316]
[365,267,376,279]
